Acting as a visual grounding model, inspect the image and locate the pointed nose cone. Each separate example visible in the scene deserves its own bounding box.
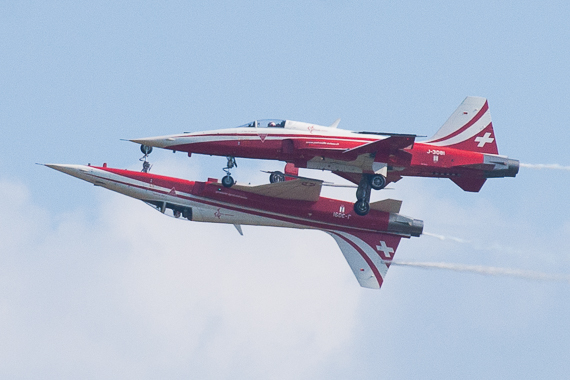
[44,164,93,182]
[130,136,176,149]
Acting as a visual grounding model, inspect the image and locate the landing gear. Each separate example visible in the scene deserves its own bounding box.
[182,207,192,220]
[370,174,387,190]
[172,206,192,220]
[354,175,372,216]
[354,199,370,216]
[222,156,237,188]
[269,172,285,183]
[139,145,153,173]
[222,175,235,188]
[353,174,387,216]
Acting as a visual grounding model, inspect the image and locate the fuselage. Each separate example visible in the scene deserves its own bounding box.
[46,164,423,237]
[131,119,519,187]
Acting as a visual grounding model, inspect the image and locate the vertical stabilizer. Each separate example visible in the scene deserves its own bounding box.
[327,230,403,289]
[423,96,499,154]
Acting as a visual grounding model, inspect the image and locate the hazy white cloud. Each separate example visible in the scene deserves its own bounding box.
[2,157,570,379]
[0,173,361,379]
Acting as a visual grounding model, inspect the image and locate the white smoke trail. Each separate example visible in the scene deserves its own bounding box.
[390,260,570,284]
[521,163,570,171]
[422,231,470,243]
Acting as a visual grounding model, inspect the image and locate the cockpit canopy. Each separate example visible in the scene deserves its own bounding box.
[237,119,286,129]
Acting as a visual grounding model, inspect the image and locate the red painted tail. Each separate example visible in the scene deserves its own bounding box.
[423,96,498,155]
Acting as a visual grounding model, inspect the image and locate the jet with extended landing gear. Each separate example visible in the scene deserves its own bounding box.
[131,97,519,216]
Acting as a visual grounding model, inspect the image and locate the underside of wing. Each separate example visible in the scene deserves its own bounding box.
[231,178,322,202]
[326,230,403,289]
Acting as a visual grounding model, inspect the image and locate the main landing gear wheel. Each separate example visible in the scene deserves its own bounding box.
[222,175,235,188]
[370,174,387,190]
[354,200,370,216]
[269,172,285,183]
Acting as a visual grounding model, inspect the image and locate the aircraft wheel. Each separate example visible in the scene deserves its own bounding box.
[269,172,285,183]
[182,208,192,220]
[222,175,235,188]
[140,145,153,155]
[370,174,387,190]
[353,200,370,216]
[173,210,181,218]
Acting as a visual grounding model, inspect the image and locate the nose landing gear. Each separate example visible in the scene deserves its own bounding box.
[140,145,153,173]
[222,156,237,187]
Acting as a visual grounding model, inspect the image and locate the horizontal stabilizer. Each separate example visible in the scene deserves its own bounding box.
[327,230,402,289]
[369,199,402,213]
[231,178,322,202]
[344,135,415,155]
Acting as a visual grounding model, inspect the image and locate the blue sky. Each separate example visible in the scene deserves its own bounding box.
[1,1,570,379]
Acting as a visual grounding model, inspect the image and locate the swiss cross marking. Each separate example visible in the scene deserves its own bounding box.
[474,132,494,148]
[376,240,394,259]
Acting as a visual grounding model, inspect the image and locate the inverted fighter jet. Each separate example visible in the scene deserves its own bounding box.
[45,163,423,289]
[131,96,519,216]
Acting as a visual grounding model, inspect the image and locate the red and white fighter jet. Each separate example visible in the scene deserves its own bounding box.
[46,163,423,289]
[131,96,519,216]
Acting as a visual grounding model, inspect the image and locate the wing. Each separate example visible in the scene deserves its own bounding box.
[343,135,416,156]
[326,230,403,289]
[369,198,402,213]
[230,178,323,202]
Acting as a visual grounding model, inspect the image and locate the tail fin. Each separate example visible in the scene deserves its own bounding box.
[423,96,498,154]
[327,230,403,289]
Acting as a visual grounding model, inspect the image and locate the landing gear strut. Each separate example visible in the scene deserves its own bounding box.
[353,174,387,216]
[222,156,237,187]
[354,175,372,216]
[140,145,153,173]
